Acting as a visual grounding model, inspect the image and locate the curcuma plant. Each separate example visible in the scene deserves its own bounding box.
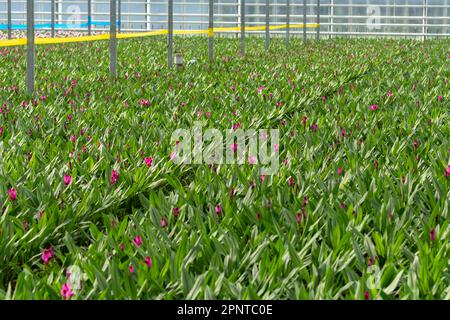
[0,36,449,300]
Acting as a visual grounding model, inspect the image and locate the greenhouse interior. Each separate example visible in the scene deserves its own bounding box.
[0,0,449,304]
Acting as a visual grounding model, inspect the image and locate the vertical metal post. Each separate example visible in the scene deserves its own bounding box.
[168,0,173,68]
[236,0,240,39]
[422,0,427,40]
[286,0,290,47]
[316,0,320,40]
[7,0,11,39]
[118,0,122,32]
[51,0,55,37]
[303,0,307,42]
[110,0,117,77]
[27,0,35,95]
[209,0,214,62]
[88,0,91,35]
[146,0,151,31]
[330,0,333,39]
[241,0,245,56]
[265,0,269,50]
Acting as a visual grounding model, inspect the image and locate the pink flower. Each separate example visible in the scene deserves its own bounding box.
[63,174,72,186]
[337,167,343,176]
[248,155,257,164]
[288,176,294,187]
[110,170,119,185]
[233,123,241,130]
[368,258,373,267]
[231,85,236,91]
[310,123,318,132]
[181,101,186,108]
[437,95,443,102]
[139,99,150,107]
[258,86,264,94]
[274,144,279,152]
[429,229,436,241]
[173,207,180,217]
[129,265,135,273]
[276,101,281,107]
[70,135,76,143]
[61,283,74,300]
[7,188,17,201]
[144,256,152,269]
[387,90,393,97]
[260,175,265,182]
[369,104,378,111]
[41,247,54,264]
[0,126,3,135]
[144,157,153,167]
[170,151,176,160]
[445,165,450,177]
[215,204,222,215]
[133,235,143,247]
[296,212,301,224]
[364,291,370,300]
[161,217,167,228]
[302,116,307,125]
[231,143,238,153]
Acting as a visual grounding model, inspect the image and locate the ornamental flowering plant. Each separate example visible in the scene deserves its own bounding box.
[0,36,448,300]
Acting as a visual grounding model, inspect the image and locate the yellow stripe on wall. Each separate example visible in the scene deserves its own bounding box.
[0,24,320,48]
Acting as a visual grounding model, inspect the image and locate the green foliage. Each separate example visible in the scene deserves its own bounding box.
[0,37,448,300]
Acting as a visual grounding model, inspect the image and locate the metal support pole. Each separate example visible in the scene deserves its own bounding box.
[88,0,91,35]
[118,0,122,33]
[7,0,11,39]
[208,0,214,62]
[330,0,333,39]
[27,0,35,95]
[168,0,173,68]
[286,0,290,47]
[303,0,307,42]
[422,0,427,41]
[146,0,151,31]
[316,0,320,40]
[241,0,245,56]
[51,0,55,37]
[265,0,269,50]
[110,0,117,77]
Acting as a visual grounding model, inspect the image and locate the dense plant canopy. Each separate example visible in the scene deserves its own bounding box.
[0,37,449,299]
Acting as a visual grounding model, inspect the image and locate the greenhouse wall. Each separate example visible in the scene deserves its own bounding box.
[0,0,449,38]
